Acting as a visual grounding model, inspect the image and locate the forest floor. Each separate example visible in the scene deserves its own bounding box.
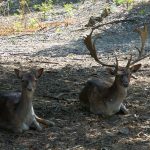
[0,0,150,150]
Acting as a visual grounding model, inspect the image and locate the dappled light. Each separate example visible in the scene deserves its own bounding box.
[0,0,150,149]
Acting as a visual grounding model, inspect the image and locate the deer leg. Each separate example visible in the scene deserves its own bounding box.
[22,123,30,131]
[30,117,42,131]
[35,115,55,127]
[120,103,129,115]
[13,123,29,133]
[30,104,54,128]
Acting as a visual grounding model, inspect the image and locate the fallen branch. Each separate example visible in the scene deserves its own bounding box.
[74,14,150,32]
[0,60,59,65]
[92,19,135,31]
[73,19,135,32]
[28,60,59,64]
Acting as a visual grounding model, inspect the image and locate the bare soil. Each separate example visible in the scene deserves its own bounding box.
[0,1,150,150]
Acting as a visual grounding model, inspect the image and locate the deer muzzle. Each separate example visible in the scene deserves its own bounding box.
[27,82,34,92]
[122,77,129,87]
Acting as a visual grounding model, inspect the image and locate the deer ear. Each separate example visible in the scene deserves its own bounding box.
[14,69,22,79]
[130,64,141,73]
[36,68,44,78]
[106,68,115,75]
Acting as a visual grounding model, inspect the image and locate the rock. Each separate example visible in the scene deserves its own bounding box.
[119,127,130,135]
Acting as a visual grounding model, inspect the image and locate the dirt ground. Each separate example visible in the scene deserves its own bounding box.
[0,0,150,150]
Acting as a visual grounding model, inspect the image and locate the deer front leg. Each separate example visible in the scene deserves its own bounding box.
[35,115,55,127]
[28,105,42,131]
[22,123,30,131]
[31,104,55,128]
[32,117,42,131]
[120,103,129,115]
[13,123,29,133]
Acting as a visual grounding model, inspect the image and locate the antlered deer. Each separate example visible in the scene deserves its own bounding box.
[0,68,54,133]
[79,30,149,116]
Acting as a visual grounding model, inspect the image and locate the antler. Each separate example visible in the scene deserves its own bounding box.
[84,25,150,68]
[134,24,148,58]
[126,54,132,68]
[130,53,150,66]
[130,24,150,65]
[84,29,116,67]
[114,56,119,73]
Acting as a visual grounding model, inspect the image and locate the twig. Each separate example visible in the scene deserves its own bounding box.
[73,19,135,32]
[28,60,59,64]
[0,60,59,65]
[92,19,135,31]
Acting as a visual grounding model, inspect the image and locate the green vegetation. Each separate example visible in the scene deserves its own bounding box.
[139,9,145,15]
[114,0,134,5]
[34,0,53,20]
[28,18,39,28]
[114,0,134,9]
[64,3,74,17]
[13,21,23,31]
[0,0,149,36]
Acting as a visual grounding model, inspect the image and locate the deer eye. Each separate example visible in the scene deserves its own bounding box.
[22,79,27,83]
[22,79,25,82]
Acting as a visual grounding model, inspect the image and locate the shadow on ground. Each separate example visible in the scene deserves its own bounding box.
[0,63,150,149]
[0,1,150,150]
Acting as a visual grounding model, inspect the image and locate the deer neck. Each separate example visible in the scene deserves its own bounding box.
[110,78,128,99]
[21,90,33,102]
[16,90,33,121]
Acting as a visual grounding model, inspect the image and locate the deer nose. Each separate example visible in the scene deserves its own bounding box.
[123,82,129,87]
[27,83,33,91]
[27,87,33,91]
[27,88,33,91]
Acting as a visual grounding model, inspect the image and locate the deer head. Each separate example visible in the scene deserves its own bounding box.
[84,28,150,87]
[14,68,44,92]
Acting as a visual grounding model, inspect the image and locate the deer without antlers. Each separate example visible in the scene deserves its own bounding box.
[0,68,54,133]
[79,30,149,116]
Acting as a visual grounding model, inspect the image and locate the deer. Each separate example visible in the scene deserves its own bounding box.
[79,29,150,116]
[0,68,54,133]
